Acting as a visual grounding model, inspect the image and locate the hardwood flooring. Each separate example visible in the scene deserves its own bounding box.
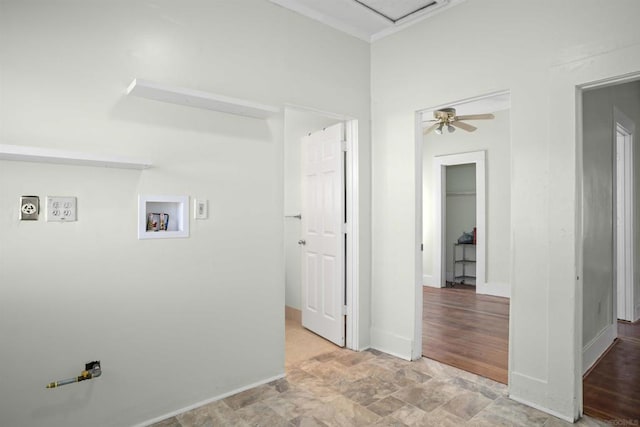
[422,285,510,384]
[583,320,640,422]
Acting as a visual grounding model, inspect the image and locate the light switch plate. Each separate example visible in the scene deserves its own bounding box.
[20,196,40,220]
[47,196,77,222]
[194,199,208,219]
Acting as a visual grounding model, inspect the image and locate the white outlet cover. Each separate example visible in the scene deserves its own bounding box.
[194,199,208,219]
[47,196,77,222]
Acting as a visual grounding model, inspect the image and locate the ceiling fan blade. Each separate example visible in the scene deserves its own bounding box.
[450,121,477,132]
[455,113,495,121]
[423,122,441,134]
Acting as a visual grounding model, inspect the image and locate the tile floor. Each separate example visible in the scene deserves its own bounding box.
[152,323,609,427]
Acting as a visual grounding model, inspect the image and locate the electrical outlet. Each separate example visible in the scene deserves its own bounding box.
[47,196,77,222]
[20,196,40,220]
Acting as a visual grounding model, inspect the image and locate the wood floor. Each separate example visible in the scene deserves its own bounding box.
[583,320,640,422]
[422,285,509,384]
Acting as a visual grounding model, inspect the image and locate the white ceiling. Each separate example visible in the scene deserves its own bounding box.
[269,0,467,42]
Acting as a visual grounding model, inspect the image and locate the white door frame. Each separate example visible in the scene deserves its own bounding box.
[284,104,360,351]
[432,151,486,291]
[614,107,636,322]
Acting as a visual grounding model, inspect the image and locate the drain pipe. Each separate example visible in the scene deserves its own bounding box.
[46,361,101,389]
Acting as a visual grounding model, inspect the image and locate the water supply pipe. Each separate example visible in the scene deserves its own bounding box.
[46,361,101,389]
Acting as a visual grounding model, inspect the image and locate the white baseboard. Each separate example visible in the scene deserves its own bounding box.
[477,282,510,298]
[582,323,617,374]
[422,274,434,286]
[370,327,413,361]
[133,373,286,427]
[509,395,575,423]
[509,371,577,422]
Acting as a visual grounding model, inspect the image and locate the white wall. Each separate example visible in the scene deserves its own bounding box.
[422,110,510,294]
[582,81,640,353]
[371,0,640,420]
[0,1,370,426]
[445,164,476,283]
[284,109,339,310]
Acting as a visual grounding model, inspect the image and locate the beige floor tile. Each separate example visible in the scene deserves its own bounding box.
[150,321,615,427]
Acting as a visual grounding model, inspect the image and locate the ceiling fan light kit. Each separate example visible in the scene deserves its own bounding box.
[423,107,495,135]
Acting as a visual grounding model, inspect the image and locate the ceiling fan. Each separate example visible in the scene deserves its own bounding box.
[423,107,495,135]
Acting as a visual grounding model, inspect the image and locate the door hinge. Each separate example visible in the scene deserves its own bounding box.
[421,243,424,252]
[342,223,348,234]
[342,305,350,316]
[341,140,348,152]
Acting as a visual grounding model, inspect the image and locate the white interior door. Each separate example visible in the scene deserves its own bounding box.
[301,123,345,347]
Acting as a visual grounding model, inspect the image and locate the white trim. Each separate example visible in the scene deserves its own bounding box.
[0,144,151,170]
[582,323,617,374]
[508,395,575,423]
[614,107,636,322]
[422,274,434,286]
[370,327,413,361]
[575,87,585,419]
[133,373,285,427]
[345,119,361,350]
[478,282,510,298]
[433,151,486,292]
[413,111,425,361]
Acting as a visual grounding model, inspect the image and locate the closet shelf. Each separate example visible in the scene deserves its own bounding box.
[0,144,152,169]
[127,79,280,119]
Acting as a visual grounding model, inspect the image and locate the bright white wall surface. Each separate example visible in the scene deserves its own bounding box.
[582,81,640,349]
[0,1,370,427]
[445,164,476,282]
[371,0,640,420]
[422,110,510,294]
[284,109,339,310]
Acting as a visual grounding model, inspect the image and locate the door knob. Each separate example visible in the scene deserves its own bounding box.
[298,240,306,245]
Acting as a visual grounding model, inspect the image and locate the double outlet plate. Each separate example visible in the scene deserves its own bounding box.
[20,196,77,221]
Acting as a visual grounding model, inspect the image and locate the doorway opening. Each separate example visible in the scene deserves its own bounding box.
[283,106,360,369]
[580,78,639,421]
[417,91,512,384]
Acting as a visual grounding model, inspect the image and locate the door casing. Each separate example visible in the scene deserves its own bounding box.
[614,107,636,322]
[431,151,486,293]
